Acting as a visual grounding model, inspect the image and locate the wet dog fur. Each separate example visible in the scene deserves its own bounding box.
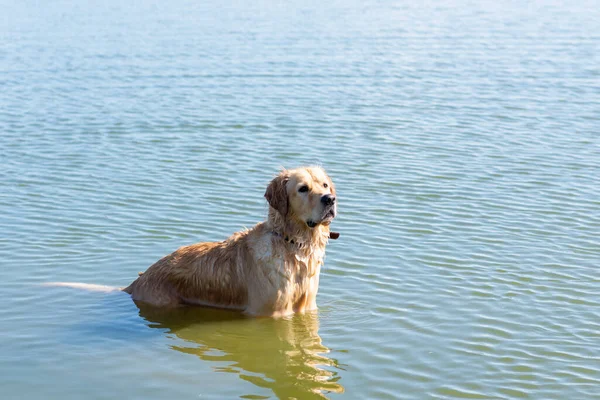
[122,166,337,317]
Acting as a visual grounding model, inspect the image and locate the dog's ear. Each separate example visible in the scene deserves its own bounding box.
[265,172,289,217]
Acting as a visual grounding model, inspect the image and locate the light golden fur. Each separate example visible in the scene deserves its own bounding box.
[123,166,337,317]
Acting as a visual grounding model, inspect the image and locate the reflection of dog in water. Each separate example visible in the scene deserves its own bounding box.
[136,303,345,398]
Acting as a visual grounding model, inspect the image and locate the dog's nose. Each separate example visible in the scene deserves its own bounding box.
[321,194,336,206]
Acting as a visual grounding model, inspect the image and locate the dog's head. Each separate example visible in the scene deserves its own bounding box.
[265,166,337,228]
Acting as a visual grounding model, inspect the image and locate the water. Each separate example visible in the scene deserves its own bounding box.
[1,0,599,398]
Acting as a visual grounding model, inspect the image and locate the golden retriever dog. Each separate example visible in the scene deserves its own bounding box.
[118,166,338,317]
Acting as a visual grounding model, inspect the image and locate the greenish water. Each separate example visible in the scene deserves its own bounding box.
[1,0,599,398]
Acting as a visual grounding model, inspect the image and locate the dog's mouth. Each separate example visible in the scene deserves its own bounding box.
[306,207,336,228]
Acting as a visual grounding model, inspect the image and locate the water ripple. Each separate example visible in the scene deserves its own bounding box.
[2,0,600,398]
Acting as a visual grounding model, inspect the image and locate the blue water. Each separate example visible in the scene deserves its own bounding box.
[1,0,599,398]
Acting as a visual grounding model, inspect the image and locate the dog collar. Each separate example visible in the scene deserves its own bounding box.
[271,231,296,244]
[271,231,339,242]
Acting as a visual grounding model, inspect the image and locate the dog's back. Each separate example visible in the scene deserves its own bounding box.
[124,230,253,309]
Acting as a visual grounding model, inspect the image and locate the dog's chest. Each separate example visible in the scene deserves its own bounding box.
[252,234,324,308]
[279,248,325,306]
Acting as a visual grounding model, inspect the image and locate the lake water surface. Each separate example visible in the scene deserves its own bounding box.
[1,0,599,398]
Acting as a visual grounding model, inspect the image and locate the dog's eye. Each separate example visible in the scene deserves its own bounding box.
[298,185,309,193]
[323,183,329,188]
